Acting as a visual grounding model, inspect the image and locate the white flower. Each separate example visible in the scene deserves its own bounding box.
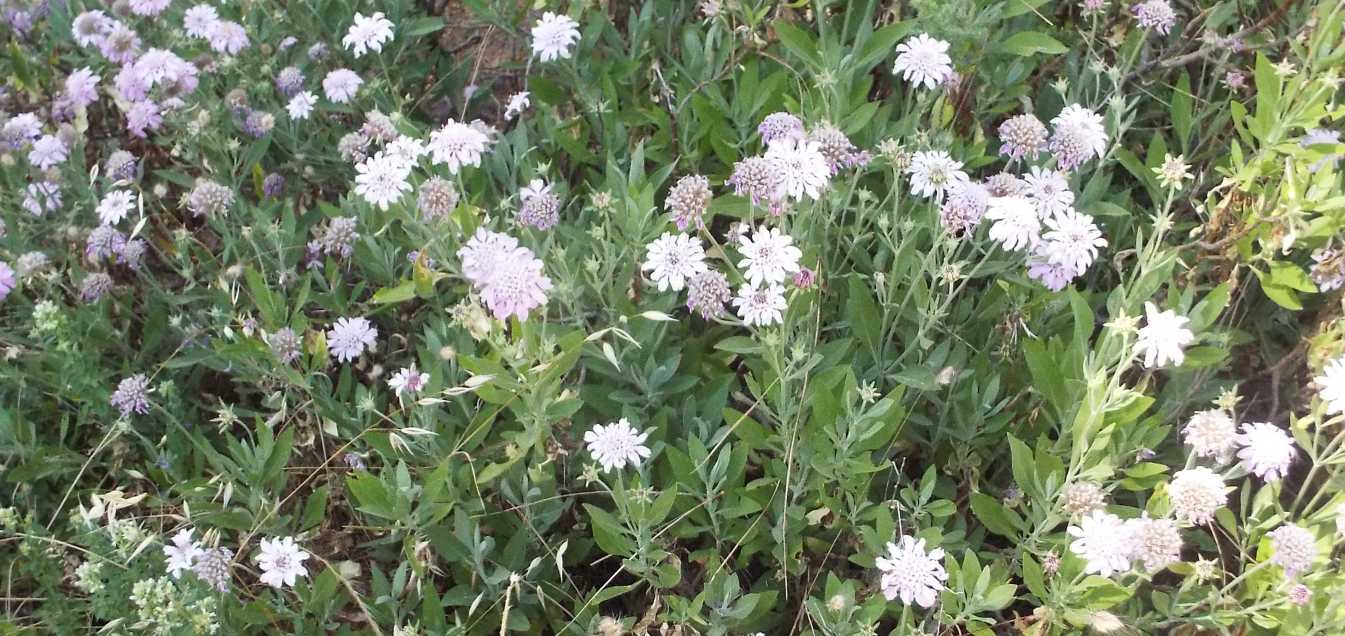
[183,5,219,39]
[384,135,427,165]
[322,69,363,104]
[343,12,394,58]
[354,152,412,211]
[733,283,788,327]
[1068,510,1134,577]
[737,226,802,286]
[427,120,491,173]
[1039,209,1106,274]
[892,33,953,90]
[1022,167,1075,218]
[255,536,310,588]
[984,196,1041,252]
[388,366,429,396]
[29,135,68,170]
[1182,409,1237,462]
[1135,302,1194,368]
[96,190,137,226]
[1167,467,1226,525]
[1314,356,1345,415]
[1235,422,1296,482]
[1050,104,1109,171]
[1268,523,1317,578]
[1126,515,1181,572]
[327,317,378,363]
[874,535,947,608]
[583,418,651,472]
[906,150,968,200]
[642,233,708,292]
[504,92,531,119]
[764,137,830,201]
[531,12,581,62]
[287,91,317,120]
[163,528,203,579]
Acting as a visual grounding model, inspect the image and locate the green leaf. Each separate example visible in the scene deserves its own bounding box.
[1171,72,1193,152]
[969,492,1023,538]
[847,277,882,358]
[404,17,445,37]
[371,280,417,304]
[773,22,822,68]
[584,505,635,556]
[998,32,1068,57]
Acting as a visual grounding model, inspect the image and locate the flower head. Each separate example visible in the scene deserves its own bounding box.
[1135,302,1193,368]
[478,251,553,322]
[418,177,460,220]
[328,317,378,363]
[1022,167,1075,218]
[388,366,429,396]
[97,190,137,226]
[1133,0,1177,35]
[192,546,233,592]
[1235,422,1296,482]
[875,535,947,608]
[183,5,219,39]
[531,12,581,62]
[643,233,708,292]
[906,150,968,200]
[354,152,412,210]
[255,536,310,588]
[733,283,788,327]
[728,156,785,213]
[665,174,712,230]
[111,374,153,417]
[323,69,363,104]
[1268,523,1317,579]
[765,137,831,201]
[1153,154,1192,190]
[427,120,491,173]
[163,529,203,579]
[517,179,562,230]
[1049,104,1108,171]
[758,112,804,144]
[584,418,651,472]
[1314,356,1345,415]
[1126,515,1181,572]
[287,91,317,120]
[29,135,68,170]
[892,34,953,90]
[1182,410,1237,462]
[1068,511,1133,577]
[687,270,732,320]
[0,262,14,302]
[504,91,531,119]
[737,226,802,286]
[344,12,394,58]
[940,180,990,235]
[1039,208,1106,274]
[1167,467,1225,525]
[999,114,1049,161]
[984,196,1041,252]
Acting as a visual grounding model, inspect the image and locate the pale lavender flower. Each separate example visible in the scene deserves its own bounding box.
[353,152,412,210]
[643,233,708,292]
[388,366,429,396]
[207,20,249,55]
[1132,0,1177,35]
[275,66,304,98]
[323,69,363,104]
[187,179,234,217]
[125,100,162,138]
[758,112,804,144]
[0,262,14,301]
[255,536,309,588]
[86,226,128,261]
[478,250,552,321]
[685,270,731,320]
[64,68,101,110]
[875,535,947,608]
[99,23,141,65]
[892,34,953,90]
[28,134,67,170]
[16,252,49,278]
[327,317,378,362]
[765,137,831,201]
[427,119,490,173]
[192,546,233,592]
[1268,523,1317,578]
[1026,249,1075,291]
[72,10,113,47]
[664,174,712,230]
[129,0,170,17]
[728,156,785,214]
[287,91,317,120]
[458,229,520,286]
[263,173,286,198]
[118,239,147,270]
[584,418,651,472]
[1168,467,1225,525]
[733,282,788,326]
[1023,167,1075,218]
[22,181,62,216]
[183,5,218,39]
[81,272,114,302]
[517,179,561,230]
[110,374,152,417]
[807,124,867,174]
[906,150,968,200]
[1049,104,1109,171]
[940,180,990,235]
[106,150,138,181]
[97,190,137,226]
[999,114,1048,161]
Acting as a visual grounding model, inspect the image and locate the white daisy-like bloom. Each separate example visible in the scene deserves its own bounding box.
[343,12,394,58]
[255,536,310,588]
[96,190,137,226]
[1049,104,1109,171]
[183,5,218,39]
[286,91,317,120]
[1135,302,1194,368]
[984,196,1042,252]
[1039,209,1106,274]
[384,135,427,165]
[322,69,364,104]
[387,366,429,396]
[642,233,708,292]
[764,137,830,201]
[504,91,531,119]
[531,12,581,62]
[458,228,520,285]
[1022,167,1075,218]
[1313,356,1345,415]
[892,33,953,90]
[29,135,68,170]
[1268,523,1317,579]
[875,535,947,608]
[1182,409,1238,462]
[327,317,378,363]
[733,283,788,327]
[1068,511,1135,577]
[354,152,412,211]
[1167,467,1226,525]
[905,150,968,200]
[737,226,802,286]
[427,120,491,173]
[163,528,203,579]
[1235,422,1297,482]
[583,418,651,472]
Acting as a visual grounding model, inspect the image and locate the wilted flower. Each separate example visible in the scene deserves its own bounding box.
[263,173,286,198]
[1135,302,1193,368]
[255,536,310,588]
[328,317,378,363]
[192,546,233,592]
[892,34,953,90]
[1167,467,1225,525]
[81,272,115,302]
[111,373,153,417]
[875,535,947,608]
[584,418,651,472]
[665,174,712,230]
[531,12,581,62]
[1235,422,1296,482]
[1268,523,1316,578]
[1068,510,1133,577]
[643,233,708,292]
[319,217,360,259]
[268,328,302,364]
